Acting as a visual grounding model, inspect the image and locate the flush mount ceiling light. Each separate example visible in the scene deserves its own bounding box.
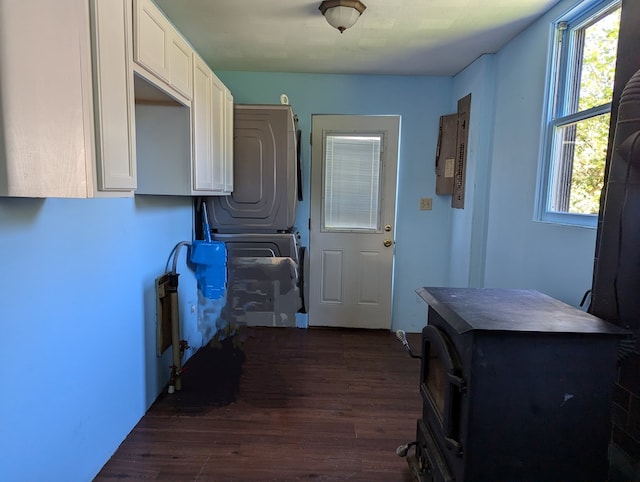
[319,0,367,34]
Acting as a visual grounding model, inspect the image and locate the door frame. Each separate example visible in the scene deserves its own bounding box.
[308,114,400,329]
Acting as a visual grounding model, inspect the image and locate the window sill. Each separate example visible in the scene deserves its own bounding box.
[535,211,598,229]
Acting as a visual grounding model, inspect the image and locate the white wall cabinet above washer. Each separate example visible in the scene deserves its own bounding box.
[192,54,233,195]
[134,59,233,197]
[131,0,233,197]
[223,87,234,194]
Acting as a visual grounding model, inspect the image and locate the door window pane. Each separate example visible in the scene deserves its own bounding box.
[323,134,382,230]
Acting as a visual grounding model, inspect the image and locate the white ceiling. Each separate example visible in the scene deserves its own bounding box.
[154,0,563,76]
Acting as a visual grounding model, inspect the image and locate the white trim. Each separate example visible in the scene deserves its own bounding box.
[535,0,621,226]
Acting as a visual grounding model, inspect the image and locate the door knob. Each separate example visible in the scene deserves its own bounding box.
[384,225,392,232]
[383,239,393,247]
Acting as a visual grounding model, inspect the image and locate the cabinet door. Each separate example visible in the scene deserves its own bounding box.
[169,34,192,99]
[133,0,169,82]
[192,55,214,192]
[210,72,226,192]
[91,0,137,191]
[0,0,93,197]
[223,88,234,193]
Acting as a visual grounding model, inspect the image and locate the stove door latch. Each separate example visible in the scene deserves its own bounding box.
[447,372,467,393]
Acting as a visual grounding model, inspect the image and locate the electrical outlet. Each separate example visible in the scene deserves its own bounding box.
[420,197,433,211]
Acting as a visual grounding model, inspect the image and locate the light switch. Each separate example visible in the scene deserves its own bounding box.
[420,197,433,211]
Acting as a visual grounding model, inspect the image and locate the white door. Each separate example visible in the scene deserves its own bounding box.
[308,115,400,329]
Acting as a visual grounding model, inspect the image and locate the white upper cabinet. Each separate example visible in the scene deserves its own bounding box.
[133,0,192,101]
[135,53,232,196]
[131,0,233,196]
[133,0,167,79]
[209,69,227,193]
[223,87,234,193]
[91,0,137,191]
[191,54,233,195]
[169,35,193,100]
[192,55,216,192]
[0,0,136,197]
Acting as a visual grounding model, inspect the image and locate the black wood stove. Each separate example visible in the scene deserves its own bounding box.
[401,287,628,482]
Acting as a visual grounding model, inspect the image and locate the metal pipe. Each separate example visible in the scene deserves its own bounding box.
[170,290,182,391]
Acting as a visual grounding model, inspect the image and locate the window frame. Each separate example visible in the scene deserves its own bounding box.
[536,0,621,228]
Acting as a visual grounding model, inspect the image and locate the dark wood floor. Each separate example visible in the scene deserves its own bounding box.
[96,326,423,481]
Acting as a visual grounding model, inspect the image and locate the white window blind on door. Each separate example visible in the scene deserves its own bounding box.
[322,134,382,231]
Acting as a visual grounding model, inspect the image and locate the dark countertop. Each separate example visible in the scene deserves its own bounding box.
[417,287,629,335]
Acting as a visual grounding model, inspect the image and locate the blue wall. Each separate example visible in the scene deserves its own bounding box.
[0,196,200,480]
[449,54,497,288]
[459,0,597,305]
[217,72,454,333]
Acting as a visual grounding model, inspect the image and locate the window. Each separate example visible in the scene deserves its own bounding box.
[322,134,383,231]
[537,0,621,227]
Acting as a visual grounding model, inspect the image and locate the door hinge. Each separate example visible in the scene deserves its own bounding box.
[310,132,312,145]
[308,218,311,230]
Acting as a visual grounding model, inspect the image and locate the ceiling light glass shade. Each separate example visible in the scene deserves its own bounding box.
[319,0,367,33]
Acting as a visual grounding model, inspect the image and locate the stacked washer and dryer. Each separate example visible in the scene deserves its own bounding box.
[204,104,305,327]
